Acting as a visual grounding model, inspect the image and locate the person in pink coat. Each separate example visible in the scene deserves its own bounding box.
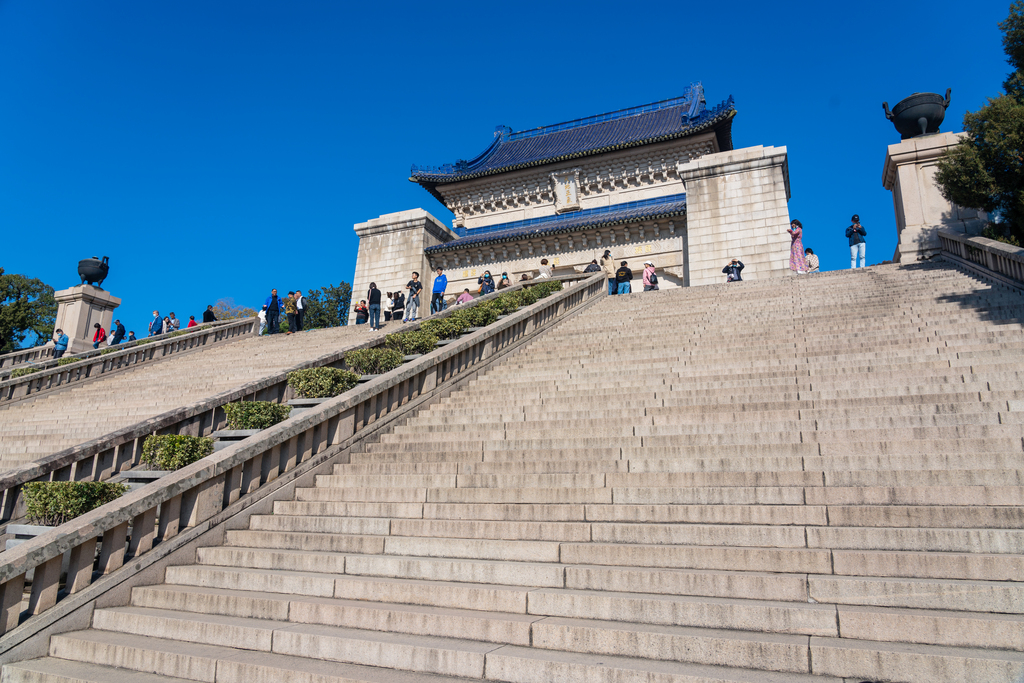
[788,219,807,274]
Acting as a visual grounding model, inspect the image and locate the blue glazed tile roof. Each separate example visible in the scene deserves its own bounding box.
[424,193,686,255]
[410,86,734,196]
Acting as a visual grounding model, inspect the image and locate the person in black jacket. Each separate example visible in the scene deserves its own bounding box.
[583,260,601,273]
[202,305,217,323]
[367,283,382,330]
[723,258,744,282]
[615,261,633,294]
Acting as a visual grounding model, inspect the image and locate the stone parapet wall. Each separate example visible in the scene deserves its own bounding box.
[679,146,792,286]
[350,210,457,323]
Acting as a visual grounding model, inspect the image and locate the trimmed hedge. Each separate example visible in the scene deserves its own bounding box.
[288,367,360,398]
[344,347,404,375]
[23,481,129,526]
[57,357,79,366]
[223,401,292,429]
[141,434,215,470]
[11,367,41,378]
[385,330,438,355]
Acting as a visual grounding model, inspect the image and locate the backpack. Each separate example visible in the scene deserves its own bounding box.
[649,272,658,285]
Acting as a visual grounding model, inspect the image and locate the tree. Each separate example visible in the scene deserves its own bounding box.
[0,267,57,353]
[211,297,257,321]
[935,2,1024,243]
[303,282,352,329]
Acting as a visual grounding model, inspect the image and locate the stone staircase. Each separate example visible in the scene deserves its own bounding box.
[6,262,1024,682]
[0,325,385,472]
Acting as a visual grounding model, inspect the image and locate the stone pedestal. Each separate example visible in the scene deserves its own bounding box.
[883,132,987,263]
[678,146,793,286]
[53,285,121,354]
[351,209,458,324]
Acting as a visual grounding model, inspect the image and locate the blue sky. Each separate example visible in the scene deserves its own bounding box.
[0,0,1011,340]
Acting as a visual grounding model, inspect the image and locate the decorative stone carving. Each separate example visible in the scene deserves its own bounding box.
[550,168,581,213]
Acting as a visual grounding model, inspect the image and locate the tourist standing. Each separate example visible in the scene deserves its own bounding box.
[723,258,744,282]
[847,214,867,268]
[497,273,511,290]
[162,317,172,334]
[203,305,217,323]
[405,272,422,322]
[53,329,69,359]
[615,261,633,294]
[354,300,369,325]
[294,290,305,331]
[788,220,807,274]
[92,323,107,349]
[264,289,283,334]
[110,319,125,345]
[257,306,267,335]
[642,261,659,291]
[284,292,298,335]
[392,290,405,324]
[384,292,394,322]
[478,271,495,295]
[187,316,198,328]
[368,283,382,330]
[584,260,601,273]
[168,312,181,332]
[538,259,553,278]
[127,331,137,342]
[805,248,820,273]
[600,250,617,295]
[431,268,447,314]
[149,311,162,337]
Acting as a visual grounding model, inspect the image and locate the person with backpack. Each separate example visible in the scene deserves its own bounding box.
[404,272,422,322]
[615,261,633,294]
[642,261,659,291]
[584,259,601,273]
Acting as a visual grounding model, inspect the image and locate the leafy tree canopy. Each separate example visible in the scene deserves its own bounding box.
[0,267,57,353]
[212,297,257,321]
[935,1,1024,243]
[303,282,352,329]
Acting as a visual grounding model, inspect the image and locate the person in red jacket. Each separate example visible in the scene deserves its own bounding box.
[92,323,107,349]
[187,316,198,328]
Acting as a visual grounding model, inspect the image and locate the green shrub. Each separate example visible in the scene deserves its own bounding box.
[23,481,129,526]
[344,347,404,374]
[57,357,79,366]
[100,347,119,355]
[420,314,470,341]
[141,434,215,470]
[168,330,189,338]
[11,367,41,378]
[223,401,292,429]
[531,280,563,298]
[460,302,500,327]
[385,330,437,355]
[287,367,360,398]
[491,291,522,315]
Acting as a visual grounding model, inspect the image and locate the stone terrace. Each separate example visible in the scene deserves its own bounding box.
[6,261,1024,682]
[0,325,387,471]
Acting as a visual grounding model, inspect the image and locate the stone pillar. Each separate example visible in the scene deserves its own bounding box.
[351,209,458,324]
[678,146,792,286]
[53,285,122,354]
[882,132,987,263]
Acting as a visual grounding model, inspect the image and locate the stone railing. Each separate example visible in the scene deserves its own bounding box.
[0,318,257,405]
[0,347,54,372]
[0,272,606,636]
[938,229,1024,288]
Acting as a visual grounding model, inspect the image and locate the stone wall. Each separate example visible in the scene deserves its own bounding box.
[350,210,457,324]
[882,132,987,263]
[679,146,792,286]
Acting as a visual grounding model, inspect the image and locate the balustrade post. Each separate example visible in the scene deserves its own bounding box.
[128,507,158,557]
[66,537,98,593]
[98,521,129,573]
[0,574,25,633]
[158,494,183,542]
[181,473,226,527]
[27,554,63,615]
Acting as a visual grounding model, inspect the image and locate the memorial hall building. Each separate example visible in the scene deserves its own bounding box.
[351,85,793,318]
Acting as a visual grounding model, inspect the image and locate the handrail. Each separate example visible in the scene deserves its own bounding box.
[0,274,591,527]
[938,229,1024,289]
[0,271,607,635]
[0,318,243,375]
[0,318,257,405]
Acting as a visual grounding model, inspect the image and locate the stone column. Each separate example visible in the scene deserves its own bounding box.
[53,285,122,354]
[678,146,792,286]
[351,209,458,325]
[882,132,987,263]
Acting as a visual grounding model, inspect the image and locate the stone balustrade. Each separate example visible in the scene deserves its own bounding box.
[938,229,1024,288]
[0,319,256,402]
[0,347,54,372]
[0,272,605,640]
